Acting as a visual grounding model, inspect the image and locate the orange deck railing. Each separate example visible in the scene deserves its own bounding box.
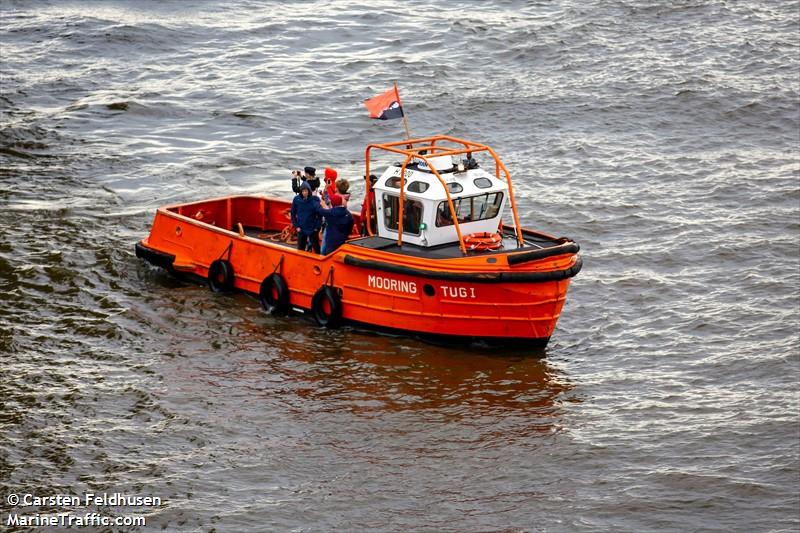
[364,135,524,255]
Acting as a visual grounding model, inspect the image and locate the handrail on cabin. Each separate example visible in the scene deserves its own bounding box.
[364,135,525,254]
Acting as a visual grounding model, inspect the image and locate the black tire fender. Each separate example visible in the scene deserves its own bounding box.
[208,259,234,293]
[260,273,290,314]
[311,285,342,328]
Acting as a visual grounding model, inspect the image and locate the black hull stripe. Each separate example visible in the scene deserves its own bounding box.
[343,254,582,283]
[506,241,580,265]
[136,240,583,284]
[344,319,551,351]
[136,242,175,270]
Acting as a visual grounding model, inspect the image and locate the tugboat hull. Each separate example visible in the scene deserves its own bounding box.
[136,194,581,348]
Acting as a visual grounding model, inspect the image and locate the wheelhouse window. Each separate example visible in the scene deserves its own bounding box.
[435,192,504,227]
[386,176,402,189]
[447,182,463,194]
[473,177,493,189]
[407,181,430,193]
[382,193,423,235]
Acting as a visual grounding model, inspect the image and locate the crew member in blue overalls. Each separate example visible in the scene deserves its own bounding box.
[318,193,354,255]
[290,181,322,253]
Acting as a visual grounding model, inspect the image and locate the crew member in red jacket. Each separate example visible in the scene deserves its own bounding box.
[360,174,378,235]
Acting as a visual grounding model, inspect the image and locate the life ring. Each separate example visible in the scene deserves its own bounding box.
[259,273,290,314]
[464,232,503,251]
[208,259,234,292]
[311,285,342,328]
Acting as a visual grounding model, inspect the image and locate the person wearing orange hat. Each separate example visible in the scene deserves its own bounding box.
[323,167,339,203]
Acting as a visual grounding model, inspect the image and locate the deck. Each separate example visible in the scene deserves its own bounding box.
[242,226,562,259]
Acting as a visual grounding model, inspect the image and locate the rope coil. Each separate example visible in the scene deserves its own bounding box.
[265,208,297,245]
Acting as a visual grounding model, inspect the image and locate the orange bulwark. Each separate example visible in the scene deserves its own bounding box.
[136,135,582,348]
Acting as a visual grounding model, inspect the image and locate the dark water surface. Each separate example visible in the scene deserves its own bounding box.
[1,1,798,531]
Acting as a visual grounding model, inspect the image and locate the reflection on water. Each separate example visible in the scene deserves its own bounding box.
[176,291,574,420]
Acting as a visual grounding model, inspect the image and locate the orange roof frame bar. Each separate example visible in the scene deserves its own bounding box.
[364,135,525,253]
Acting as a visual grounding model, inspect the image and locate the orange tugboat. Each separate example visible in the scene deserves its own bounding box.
[136,135,581,348]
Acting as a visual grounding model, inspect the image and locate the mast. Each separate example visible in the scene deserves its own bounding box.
[395,80,412,140]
